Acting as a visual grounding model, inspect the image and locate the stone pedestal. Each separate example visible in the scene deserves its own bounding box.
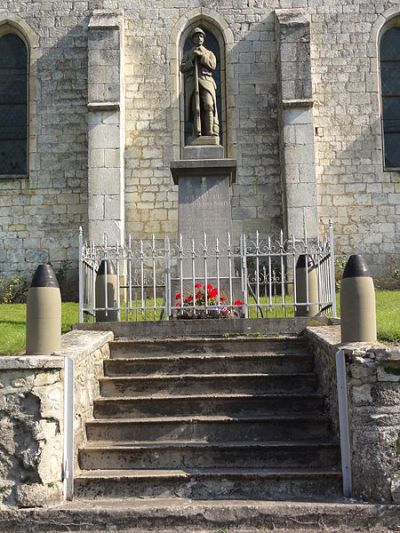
[170,146,236,286]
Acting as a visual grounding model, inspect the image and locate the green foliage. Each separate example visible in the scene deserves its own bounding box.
[55,260,73,294]
[392,268,400,290]
[0,276,28,303]
[335,255,348,290]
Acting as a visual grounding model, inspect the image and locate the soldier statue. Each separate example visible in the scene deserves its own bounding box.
[180,27,220,140]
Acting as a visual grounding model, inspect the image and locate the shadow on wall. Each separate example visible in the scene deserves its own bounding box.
[0,14,91,300]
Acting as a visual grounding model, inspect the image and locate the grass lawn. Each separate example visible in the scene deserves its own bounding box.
[0,302,79,356]
[0,291,399,355]
[350,290,400,344]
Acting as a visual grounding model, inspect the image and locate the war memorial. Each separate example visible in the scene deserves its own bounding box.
[0,1,399,531]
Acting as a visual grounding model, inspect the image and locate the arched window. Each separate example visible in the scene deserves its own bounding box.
[0,32,28,175]
[381,26,400,169]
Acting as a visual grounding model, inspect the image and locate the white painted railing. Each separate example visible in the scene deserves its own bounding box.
[78,222,336,322]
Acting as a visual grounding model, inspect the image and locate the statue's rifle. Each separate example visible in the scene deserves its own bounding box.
[193,51,201,136]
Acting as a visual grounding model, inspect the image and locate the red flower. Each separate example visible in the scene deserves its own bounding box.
[195,283,202,289]
[185,295,193,303]
[195,292,203,300]
[234,300,244,306]
[208,288,218,298]
[176,292,182,300]
[206,284,213,290]
[220,296,227,302]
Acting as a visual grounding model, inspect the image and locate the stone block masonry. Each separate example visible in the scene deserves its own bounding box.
[276,9,318,239]
[0,1,91,288]
[310,2,400,283]
[0,356,65,507]
[87,10,125,245]
[0,1,399,285]
[124,3,283,240]
[0,329,112,507]
[306,326,400,503]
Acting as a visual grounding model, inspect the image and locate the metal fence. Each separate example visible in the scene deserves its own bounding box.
[78,222,336,322]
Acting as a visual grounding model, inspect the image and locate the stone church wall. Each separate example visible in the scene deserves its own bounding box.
[0,0,399,288]
[310,0,400,284]
[122,1,282,240]
[0,1,90,289]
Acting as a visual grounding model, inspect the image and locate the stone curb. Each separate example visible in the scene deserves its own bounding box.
[0,500,399,532]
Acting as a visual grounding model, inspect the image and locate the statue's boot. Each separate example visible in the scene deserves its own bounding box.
[204,111,215,136]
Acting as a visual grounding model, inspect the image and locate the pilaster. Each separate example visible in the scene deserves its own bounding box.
[87,10,125,244]
[276,9,318,239]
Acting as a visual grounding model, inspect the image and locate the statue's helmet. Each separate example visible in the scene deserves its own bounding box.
[191,27,205,40]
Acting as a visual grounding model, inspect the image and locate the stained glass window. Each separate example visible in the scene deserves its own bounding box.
[0,33,27,175]
[381,27,400,168]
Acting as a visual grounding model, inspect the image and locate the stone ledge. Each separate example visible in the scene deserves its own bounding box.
[275,8,310,26]
[0,356,64,370]
[75,317,337,338]
[170,158,237,184]
[305,325,340,349]
[87,102,120,111]
[305,326,393,357]
[282,98,314,108]
[54,330,114,361]
[88,10,124,30]
[0,331,114,368]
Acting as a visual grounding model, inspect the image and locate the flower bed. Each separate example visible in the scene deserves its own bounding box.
[175,283,244,319]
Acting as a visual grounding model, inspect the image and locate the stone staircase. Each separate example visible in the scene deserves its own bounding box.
[75,337,342,500]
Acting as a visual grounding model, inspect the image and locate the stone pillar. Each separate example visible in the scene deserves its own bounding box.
[275,9,318,239]
[87,10,125,244]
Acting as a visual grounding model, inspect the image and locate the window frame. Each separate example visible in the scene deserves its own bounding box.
[0,24,30,179]
[379,18,400,171]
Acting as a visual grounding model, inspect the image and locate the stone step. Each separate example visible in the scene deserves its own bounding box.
[79,440,340,470]
[6,500,400,532]
[86,415,332,442]
[93,392,326,418]
[104,353,314,376]
[74,468,343,500]
[99,373,318,397]
[109,337,308,358]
